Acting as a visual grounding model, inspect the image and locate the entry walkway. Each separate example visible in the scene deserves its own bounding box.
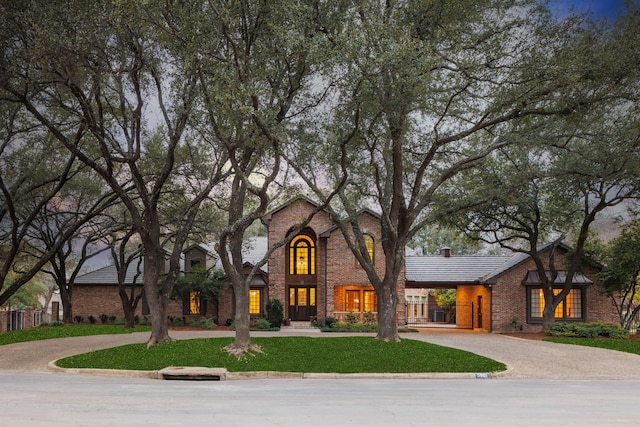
[1,329,640,380]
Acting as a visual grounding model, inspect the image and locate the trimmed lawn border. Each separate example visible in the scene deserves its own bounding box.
[0,325,152,346]
[55,336,507,374]
[543,337,640,356]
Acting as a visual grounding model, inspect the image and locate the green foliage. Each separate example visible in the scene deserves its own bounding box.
[55,337,506,374]
[88,315,97,324]
[99,314,108,324]
[430,289,457,311]
[255,318,271,330]
[1,274,47,309]
[190,317,217,330]
[546,322,629,339]
[265,299,284,328]
[324,317,337,328]
[173,268,226,302]
[408,225,482,256]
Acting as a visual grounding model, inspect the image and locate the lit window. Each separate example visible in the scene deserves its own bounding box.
[363,290,377,312]
[356,234,375,266]
[289,235,315,275]
[346,290,360,312]
[249,289,261,315]
[529,288,582,320]
[189,291,201,315]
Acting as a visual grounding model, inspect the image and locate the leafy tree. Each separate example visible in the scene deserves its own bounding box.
[183,0,340,356]
[1,1,228,345]
[599,221,640,330]
[291,0,598,341]
[447,5,640,327]
[173,267,226,310]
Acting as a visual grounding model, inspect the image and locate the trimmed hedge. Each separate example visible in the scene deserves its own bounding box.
[546,322,629,339]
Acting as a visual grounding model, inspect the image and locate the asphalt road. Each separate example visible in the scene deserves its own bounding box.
[1,330,640,426]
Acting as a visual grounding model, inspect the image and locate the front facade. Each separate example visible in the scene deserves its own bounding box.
[263,197,405,324]
[71,197,618,333]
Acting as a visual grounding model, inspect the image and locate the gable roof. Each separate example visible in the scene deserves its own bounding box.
[261,196,321,226]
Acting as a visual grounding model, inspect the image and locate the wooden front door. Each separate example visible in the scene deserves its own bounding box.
[289,286,317,321]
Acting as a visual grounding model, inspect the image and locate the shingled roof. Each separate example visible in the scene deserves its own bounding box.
[405,255,514,285]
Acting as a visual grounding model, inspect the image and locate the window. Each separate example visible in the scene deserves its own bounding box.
[363,290,377,312]
[346,290,360,312]
[355,234,375,266]
[529,288,583,321]
[289,235,315,275]
[249,289,261,315]
[189,291,201,315]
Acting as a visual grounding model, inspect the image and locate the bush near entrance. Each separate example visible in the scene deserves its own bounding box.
[546,322,629,339]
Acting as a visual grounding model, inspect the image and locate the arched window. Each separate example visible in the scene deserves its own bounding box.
[289,235,315,275]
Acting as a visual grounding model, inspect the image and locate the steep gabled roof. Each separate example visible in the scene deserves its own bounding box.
[261,195,321,226]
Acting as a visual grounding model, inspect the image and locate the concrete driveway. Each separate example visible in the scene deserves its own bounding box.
[1,329,640,380]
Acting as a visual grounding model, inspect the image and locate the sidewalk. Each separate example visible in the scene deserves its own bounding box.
[2,329,640,380]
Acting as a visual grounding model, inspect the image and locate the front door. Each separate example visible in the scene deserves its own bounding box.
[289,286,317,321]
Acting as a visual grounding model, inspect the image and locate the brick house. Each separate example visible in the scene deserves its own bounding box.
[72,196,618,333]
[406,244,618,332]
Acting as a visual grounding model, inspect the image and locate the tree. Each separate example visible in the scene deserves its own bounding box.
[184,0,341,356]
[24,173,114,323]
[599,220,640,330]
[1,1,228,345]
[291,0,595,341]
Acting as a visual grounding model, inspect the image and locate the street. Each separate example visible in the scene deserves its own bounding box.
[0,372,637,426]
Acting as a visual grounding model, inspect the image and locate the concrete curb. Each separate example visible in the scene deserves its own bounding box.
[48,360,497,380]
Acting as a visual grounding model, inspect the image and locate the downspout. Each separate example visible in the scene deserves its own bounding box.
[487,284,493,333]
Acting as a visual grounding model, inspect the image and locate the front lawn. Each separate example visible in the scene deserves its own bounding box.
[0,325,152,346]
[543,337,640,356]
[55,336,506,374]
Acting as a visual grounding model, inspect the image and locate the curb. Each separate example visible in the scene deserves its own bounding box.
[48,360,497,380]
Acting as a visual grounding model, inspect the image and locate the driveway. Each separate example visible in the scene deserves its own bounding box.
[1,329,640,380]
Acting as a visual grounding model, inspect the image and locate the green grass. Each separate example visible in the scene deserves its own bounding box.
[55,336,506,373]
[543,337,640,356]
[0,324,152,346]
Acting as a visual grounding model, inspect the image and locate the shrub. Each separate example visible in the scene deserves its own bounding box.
[99,314,108,324]
[265,299,284,328]
[88,315,97,324]
[325,317,336,328]
[192,317,217,330]
[547,322,629,339]
[172,317,184,326]
[255,318,271,330]
[73,315,83,323]
[345,312,358,325]
[109,315,117,324]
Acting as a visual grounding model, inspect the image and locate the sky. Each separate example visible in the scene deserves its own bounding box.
[548,0,635,21]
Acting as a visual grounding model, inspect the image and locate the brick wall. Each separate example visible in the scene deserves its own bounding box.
[73,285,183,321]
[266,198,405,325]
[489,253,618,333]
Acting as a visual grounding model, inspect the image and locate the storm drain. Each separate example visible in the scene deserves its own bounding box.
[158,367,227,381]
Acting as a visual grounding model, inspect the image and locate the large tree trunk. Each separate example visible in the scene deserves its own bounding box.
[118,288,137,329]
[143,249,171,346]
[59,284,73,324]
[229,281,252,351]
[376,284,399,342]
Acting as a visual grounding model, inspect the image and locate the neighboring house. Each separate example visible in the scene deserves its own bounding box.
[71,196,618,333]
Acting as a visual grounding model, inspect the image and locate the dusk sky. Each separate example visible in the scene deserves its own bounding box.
[549,0,635,21]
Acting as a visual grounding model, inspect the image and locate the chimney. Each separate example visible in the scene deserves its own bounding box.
[440,247,451,258]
